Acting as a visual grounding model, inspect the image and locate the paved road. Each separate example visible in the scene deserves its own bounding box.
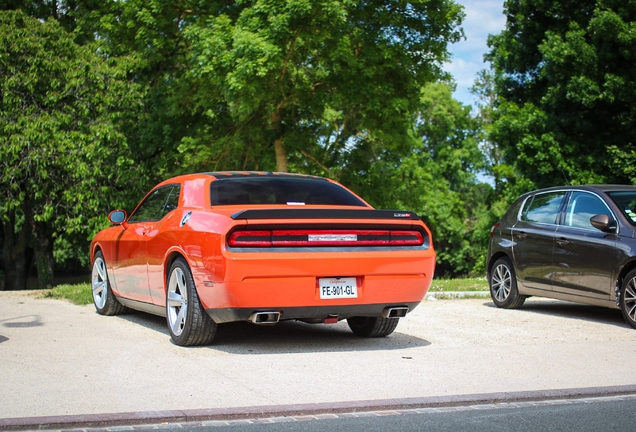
[136,394,636,432]
[2,291,636,429]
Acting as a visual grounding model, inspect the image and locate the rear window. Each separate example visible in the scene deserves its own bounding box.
[209,177,367,207]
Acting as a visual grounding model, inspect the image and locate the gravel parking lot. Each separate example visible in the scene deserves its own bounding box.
[2,291,636,420]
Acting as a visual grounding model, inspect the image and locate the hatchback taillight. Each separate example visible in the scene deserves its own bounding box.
[490,222,500,238]
[228,229,424,247]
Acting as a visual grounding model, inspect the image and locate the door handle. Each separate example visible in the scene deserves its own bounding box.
[556,237,569,246]
[515,232,527,239]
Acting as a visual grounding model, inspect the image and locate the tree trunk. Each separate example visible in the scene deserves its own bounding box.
[271,108,288,172]
[0,209,29,291]
[33,221,55,289]
[274,137,288,172]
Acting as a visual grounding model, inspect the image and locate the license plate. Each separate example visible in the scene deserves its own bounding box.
[319,277,358,299]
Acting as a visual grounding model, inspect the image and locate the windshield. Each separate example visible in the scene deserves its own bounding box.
[607,191,636,225]
[209,177,367,207]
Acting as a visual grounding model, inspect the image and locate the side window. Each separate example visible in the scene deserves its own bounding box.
[163,185,181,215]
[521,191,565,225]
[129,185,180,223]
[564,192,611,230]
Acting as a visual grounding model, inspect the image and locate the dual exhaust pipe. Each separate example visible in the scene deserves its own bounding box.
[248,306,409,325]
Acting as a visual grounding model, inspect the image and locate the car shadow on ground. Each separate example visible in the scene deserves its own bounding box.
[116,311,431,353]
[483,299,630,328]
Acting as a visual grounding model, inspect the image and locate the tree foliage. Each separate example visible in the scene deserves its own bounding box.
[487,0,636,188]
[342,83,487,275]
[76,0,464,173]
[0,9,142,289]
[180,0,464,173]
[0,1,501,285]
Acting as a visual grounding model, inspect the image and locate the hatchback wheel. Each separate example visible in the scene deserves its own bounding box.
[620,270,636,329]
[489,257,526,309]
[166,257,217,346]
[91,251,126,315]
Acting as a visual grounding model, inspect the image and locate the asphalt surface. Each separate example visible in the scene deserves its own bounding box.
[2,290,636,430]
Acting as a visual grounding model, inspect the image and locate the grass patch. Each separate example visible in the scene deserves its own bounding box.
[41,283,92,305]
[429,277,489,292]
[37,278,487,305]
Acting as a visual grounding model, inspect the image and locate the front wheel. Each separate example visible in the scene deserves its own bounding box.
[620,270,636,329]
[347,316,399,337]
[166,257,217,346]
[489,257,526,309]
[91,251,126,315]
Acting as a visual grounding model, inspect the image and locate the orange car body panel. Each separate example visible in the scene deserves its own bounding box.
[90,172,436,323]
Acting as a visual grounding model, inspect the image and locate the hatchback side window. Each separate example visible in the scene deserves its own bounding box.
[521,191,565,224]
[564,192,611,230]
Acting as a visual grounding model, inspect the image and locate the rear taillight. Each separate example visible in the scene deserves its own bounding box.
[228,229,424,247]
[490,222,500,238]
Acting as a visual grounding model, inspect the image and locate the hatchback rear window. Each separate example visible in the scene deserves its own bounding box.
[210,178,367,206]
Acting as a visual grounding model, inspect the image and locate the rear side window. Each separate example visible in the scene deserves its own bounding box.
[521,191,565,225]
[129,184,181,223]
[210,178,367,207]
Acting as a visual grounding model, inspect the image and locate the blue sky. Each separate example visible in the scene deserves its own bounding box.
[443,0,507,107]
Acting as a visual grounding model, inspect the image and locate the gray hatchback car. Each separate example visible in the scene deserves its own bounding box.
[487,185,636,328]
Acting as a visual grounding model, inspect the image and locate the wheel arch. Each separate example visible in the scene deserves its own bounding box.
[165,250,187,289]
[616,260,636,301]
[487,251,513,279]
[90,243,103,264]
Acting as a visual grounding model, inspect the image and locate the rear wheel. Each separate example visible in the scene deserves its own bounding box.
[620,270,636,329]
[166,257,217,346]
[91,251,126,315]
[347,316,399,337]
[489,257,526,309]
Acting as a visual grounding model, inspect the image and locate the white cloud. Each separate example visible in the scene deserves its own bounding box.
[442,0,507,106]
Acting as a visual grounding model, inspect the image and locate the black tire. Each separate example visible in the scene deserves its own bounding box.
[91,251,126,315]
[620,270,636,329]
[347,316,399,337]
[489,257,526,309]
[166,257,217,346]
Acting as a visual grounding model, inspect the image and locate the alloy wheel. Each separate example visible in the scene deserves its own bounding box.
[624,277,636,323]
[92,256,108,309]
[167,267,188,336]
[492,263,512,302]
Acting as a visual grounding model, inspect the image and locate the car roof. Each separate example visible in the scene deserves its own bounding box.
[204,171,327,181]
[521,184,636,197]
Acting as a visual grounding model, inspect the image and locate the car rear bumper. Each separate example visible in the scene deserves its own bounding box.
[205,301,421,324]
[192,247,435,321]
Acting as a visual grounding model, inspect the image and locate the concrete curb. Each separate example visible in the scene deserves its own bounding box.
[3,385,636,431]
[425,291,490,300]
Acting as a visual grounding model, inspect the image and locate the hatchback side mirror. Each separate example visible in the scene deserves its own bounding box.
[590,214,616,232]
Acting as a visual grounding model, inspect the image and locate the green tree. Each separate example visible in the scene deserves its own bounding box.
[487,0,636,188]
[144,0,465,173]
[342,83,488,276]
[0,10,142,289]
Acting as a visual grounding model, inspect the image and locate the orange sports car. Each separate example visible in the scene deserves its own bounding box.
[90,172,436,345]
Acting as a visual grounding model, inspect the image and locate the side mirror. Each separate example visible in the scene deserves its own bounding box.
[108,210,128,229]
[590,214,616,232]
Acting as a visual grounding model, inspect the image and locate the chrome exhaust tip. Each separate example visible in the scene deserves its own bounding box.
[248,311,281,324]
[381,306,409,318]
